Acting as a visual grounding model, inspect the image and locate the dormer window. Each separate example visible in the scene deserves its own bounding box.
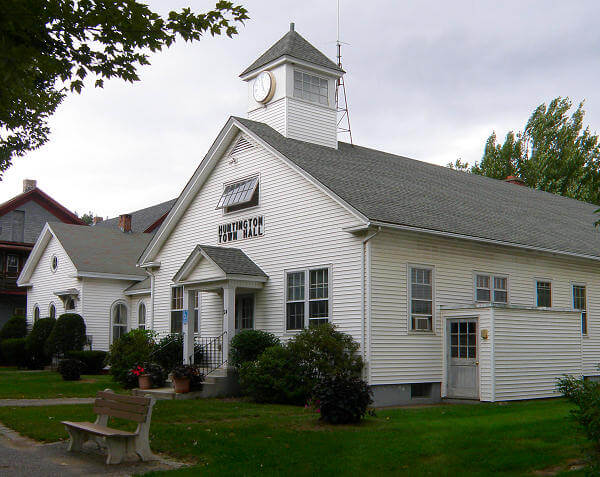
[293,71,328,106]
[217,176,260,214]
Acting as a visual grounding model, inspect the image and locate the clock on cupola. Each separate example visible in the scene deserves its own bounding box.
[239,23,345,149]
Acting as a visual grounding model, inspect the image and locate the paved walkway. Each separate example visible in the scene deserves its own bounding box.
[0,398,95,407]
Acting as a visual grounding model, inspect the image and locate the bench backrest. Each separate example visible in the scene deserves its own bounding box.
[93,390,152,423]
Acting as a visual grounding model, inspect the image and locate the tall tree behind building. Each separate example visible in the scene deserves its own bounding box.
[449,97,600,205]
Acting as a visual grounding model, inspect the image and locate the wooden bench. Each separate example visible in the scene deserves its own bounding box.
[62,389,156,464]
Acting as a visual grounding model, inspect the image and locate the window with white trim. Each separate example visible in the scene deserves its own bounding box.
[171,287,183,333]
[33,305,40,322]
[293,71,328,105]
[409,267,433,331]
[6,254,18,276]
[138,302,146,330]
[475,274,508,303]
[573,284,587,335]
[65,297,75,311]
[536,281,552,307]
[216,176,259,213]
[193,291,199,333]
[286,267,330,330]
[49,303,56,319]
[111,303,127,343]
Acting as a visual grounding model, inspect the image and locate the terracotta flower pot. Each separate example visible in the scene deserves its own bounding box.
[173,376,191,394]
[138,374,152,390]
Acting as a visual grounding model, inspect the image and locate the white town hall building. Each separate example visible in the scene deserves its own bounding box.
[18,25,600,405]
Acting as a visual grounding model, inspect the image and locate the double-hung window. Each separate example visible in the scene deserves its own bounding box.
[171,286,184,333]
[475,274,508,303]
[573,284,587,335]
[286,267,330,330]
[6,254,18,276]
[536,281,552,308]
[410,266,434,331]
[293,71,328,105]
[138,303,146,330]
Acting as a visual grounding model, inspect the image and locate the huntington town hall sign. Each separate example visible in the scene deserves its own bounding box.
[218,215,264,244]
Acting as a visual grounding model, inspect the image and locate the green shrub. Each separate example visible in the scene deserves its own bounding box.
[152,334,183,372]
[312,372,373,424]
[65,350,107,374]
[1,338,28,367]
[45,313,86,357]
[57,358,84,381]
[288,323,363,387]
[25,317,55,369]
[106,329,156,385]
[230,329,280,367]
[0,316,27,340]
[557,374,600,469]
[239,345,308,405]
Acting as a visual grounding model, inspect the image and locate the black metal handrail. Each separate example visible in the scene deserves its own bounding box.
[191,332,227,376]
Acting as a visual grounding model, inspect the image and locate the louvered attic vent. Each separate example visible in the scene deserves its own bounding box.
[229,136,254,157]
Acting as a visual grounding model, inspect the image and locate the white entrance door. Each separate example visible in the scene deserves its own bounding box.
[447,318,479,399]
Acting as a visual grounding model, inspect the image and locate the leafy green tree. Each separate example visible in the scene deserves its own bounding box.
[79,212,95,225]
[453,97,600,205]
[0,0,248,176]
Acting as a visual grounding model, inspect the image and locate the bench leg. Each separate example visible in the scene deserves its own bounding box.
[105,437,127,465]
[65,427,85,452]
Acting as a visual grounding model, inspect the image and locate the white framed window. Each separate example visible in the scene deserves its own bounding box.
[48,303,56,319]
[572,284,587,335]
[111,302,128,343]
[171,286,184,333]
[6,254,18,276]
[33,305,40,322]
[216,175,260,214]
[138,302,146,330]
[293,70,328,106]
[65,297,76,311]
[409,266,434,332]
[474,273,508,304]
[50,255,58,272]
[285,267,330,331]
[536,280,552,308]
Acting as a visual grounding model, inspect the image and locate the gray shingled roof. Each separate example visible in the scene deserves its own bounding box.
[97,198,176,234]
[50,222,150,277]
[240,26,343,77]
[198,245,267,277]
[125,277,150,292]
[235,117,600,259]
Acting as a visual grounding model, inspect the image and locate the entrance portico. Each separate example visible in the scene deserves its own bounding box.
[172,245,268,369]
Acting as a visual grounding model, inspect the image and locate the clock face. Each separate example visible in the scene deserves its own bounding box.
[253,71,275,103]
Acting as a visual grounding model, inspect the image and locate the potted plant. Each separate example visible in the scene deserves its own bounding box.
[171,364,204,393]
[130,364,151,389]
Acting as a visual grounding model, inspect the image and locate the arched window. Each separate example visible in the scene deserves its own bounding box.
[33,305,40,321]
[138,302,146,330]
[111,303,128,343]
[65,297,75,311]
[49,303,56,319]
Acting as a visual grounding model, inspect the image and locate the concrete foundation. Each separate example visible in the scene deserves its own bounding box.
[371,382,443,407]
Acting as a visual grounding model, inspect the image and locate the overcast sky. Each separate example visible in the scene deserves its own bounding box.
[2,0,600,218]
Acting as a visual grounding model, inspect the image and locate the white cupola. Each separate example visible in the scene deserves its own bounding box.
[239,23,344,149]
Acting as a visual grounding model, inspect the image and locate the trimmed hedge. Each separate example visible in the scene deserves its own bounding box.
[229,330,280,368]
[0,316,27,340]
[45,313,86,357]
[1,338,28,367]
[58,358,84,381]
[312,372,372,424]
[65,350,107,374]
[25,317,56,368]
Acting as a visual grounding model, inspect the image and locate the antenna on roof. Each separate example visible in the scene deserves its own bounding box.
[335,0,353,145]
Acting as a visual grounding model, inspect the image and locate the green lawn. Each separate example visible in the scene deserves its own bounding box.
[0,397,587,476]
[0,367,122,398]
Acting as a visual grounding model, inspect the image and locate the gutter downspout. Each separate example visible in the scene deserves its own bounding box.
[145,268,156,331]
[361,225,381,384]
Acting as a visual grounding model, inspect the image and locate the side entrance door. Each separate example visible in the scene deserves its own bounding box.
[447,318,479,399]
[235,295,254,333]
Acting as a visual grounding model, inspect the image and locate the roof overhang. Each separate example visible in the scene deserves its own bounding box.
[54,288,79,298]
[77,271,147,281]
[124,288,151,296]
[17,223,55,286]
[239,55,344,81]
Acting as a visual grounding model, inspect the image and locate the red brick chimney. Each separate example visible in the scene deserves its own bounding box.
[92,216,103,226]
[118,214,132,233]
[504,175,526,186]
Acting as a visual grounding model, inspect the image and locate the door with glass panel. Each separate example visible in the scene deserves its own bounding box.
[447,318,479,399]
[235,295,254,333]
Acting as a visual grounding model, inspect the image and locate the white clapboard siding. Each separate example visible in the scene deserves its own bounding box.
[248,98,286,136]
[370,229,600,386]
[492,308,581,400]
[152,132,362,342]
[81,278,131,351]
[26,234,80,325]
[286,98,337,148]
